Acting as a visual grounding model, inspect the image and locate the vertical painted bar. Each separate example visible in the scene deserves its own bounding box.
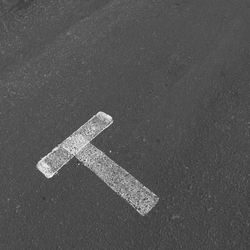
[76,143,159,216]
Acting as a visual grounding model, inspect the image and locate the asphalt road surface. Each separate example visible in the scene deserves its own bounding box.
[0,0,250,249]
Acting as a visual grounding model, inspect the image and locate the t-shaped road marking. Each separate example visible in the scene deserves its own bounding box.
[37,112,159,216]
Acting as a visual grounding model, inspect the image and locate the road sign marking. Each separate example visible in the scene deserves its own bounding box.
[76,143,159,216]
[36,111,159,215]
[37,112,113,178]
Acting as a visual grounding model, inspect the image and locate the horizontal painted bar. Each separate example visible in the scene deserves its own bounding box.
[37,112,113,178]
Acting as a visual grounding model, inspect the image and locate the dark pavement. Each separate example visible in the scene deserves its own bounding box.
[0,0,249,249]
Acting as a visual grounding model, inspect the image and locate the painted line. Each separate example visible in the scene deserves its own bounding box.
[37,111,159,215]
[37,111,113,178]
[76,143,159,216]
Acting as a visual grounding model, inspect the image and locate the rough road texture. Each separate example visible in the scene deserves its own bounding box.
[0,0,249,249]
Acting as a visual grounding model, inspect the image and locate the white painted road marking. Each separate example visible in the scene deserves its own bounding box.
[37,112,113,178]
[37,111,159,215]
[76,143,159,216]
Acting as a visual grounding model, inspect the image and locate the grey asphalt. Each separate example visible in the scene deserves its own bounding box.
[0,0,249,249]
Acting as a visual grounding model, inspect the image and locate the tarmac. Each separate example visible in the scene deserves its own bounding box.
[0,0,249,249]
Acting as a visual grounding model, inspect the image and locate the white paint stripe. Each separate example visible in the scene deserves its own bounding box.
[37,112,113,178]
[37,111,159,215]
[76,143,159,216]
